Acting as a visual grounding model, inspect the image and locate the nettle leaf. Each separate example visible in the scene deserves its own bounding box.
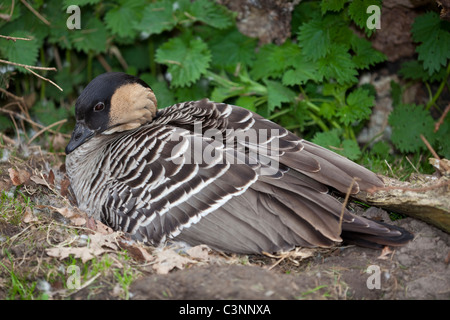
[63,0,100,6]
[252,40,301,80]
[135,0,177,36]
[389,104,436,153]
[189,0,234,29]
[282,55,323,86]
[70,17,107,54]
[297,19,330,61]
[312,128,361,160]
[436,119,450,158]
[348,0,381,35]
[412,12,450,75]
[351,35,386,69]
[317,44,358,84]
[104,0,145,38]
[208,28,257,69]
[0,31,40,72]
[399,60,447,82]
[264,80,296,112]
[321,0,347,14]
[336,87,374,125]
[155,36,211,87]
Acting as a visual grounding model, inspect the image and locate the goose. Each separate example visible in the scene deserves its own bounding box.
[65,72,412,254]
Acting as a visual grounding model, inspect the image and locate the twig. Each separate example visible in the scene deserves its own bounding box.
[28,119,67,144]
[405,156,420,174]
[0,0,14,21]
[420,134,450,172]
[0,34,31,42]
[97,54,112,72]
[0,132,16,145]
[25,67,63,91]
[0,87,26,103]
[0,58,56,71]
[0,106,71,138]
[339,177,360,232]
[109,46,128,70]
[20,0,50,25]
[435,103,450,132]
[368,180,450,193]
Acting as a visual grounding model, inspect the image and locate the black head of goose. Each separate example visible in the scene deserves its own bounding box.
[65,72,413,254]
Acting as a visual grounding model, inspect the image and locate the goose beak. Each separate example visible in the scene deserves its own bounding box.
[65,121,95,154]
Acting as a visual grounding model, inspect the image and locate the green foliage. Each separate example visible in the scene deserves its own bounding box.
[0,0,448,164]
[155,36,211,87]
[394,12,450,158]
[389,104,436,153]
[411,12,450,75]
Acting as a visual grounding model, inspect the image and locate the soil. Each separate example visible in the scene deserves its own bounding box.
[1,157,449,301]
[130,209,450,300]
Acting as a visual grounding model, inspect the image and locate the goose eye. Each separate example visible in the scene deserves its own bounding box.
[94,102,105,112]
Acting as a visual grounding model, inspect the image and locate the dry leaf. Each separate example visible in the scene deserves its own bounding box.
[152,248,194,274]
[46,170,55,185]
[377,246,394,260]
[46,232,120,263]
[119,240,153,262]
[30,175,48,186]
[60,179,70,197]
[54,207,86,226]
[187,245,210,260]
[8,168,31,186]
[23,207,38,223]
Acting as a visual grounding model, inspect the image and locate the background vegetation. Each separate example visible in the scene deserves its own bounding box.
[1,0,450,300]
[1,0,449,172]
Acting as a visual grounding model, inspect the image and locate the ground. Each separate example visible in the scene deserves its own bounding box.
[129,211,450,300]
[0,157,449,300]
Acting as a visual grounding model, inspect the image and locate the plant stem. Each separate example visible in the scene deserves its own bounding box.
[426,62,450,110]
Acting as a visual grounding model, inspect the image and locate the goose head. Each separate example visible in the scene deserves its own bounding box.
[65,72,157,154]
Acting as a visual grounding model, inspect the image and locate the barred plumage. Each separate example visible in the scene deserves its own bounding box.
[65,72,413,254]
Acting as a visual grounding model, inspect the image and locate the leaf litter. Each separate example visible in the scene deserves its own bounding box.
[2,151,450,299]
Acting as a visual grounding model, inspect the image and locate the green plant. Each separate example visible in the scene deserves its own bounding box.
[0,0,448,163]
[0,249,48,300]
[391,12,450,158]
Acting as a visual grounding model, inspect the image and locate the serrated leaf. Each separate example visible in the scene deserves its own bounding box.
[264,80,296,112]
[297,19,330,61]
[135,0,177,36]
[189,0,234,29]
[317,44,358,84]
[399,60,447,82]
[70,17,107,54]
[104,0,145,38]
[321,0,347,14]
[350,35,386,69]
[389,104,436,153]
[208,28,257,69]
[156,37,211,87]
[252,40,301,80]
[348,0,381,35]
[336,87,374,125]
[63,0,100,6]
[411,12,450,75]
[235,96,258,112]
[312,129,341,150]
[436,119,450,158]
[282,55,323,86]
[0,31,39,72]
[341,139,362,160]
[411,12,441,43]
[312,129,361,160]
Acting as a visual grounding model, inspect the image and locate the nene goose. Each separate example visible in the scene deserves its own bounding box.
[65,72,412,254]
